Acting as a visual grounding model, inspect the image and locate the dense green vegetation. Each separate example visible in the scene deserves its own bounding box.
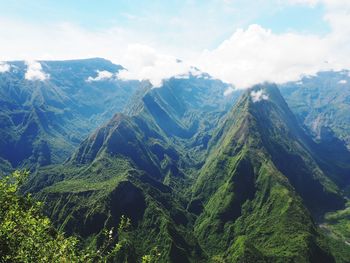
[280,72,350,191]
[190,85,349,262]
[280,71,350,150]
[0,170,161,262]
[0,170,83,262]
[0,58,141,171]
[320,201,350,263]
[20,81,350,262]
[21,75,236,262]
[1,62,350,262]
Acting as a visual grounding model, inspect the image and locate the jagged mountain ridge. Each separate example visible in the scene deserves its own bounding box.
[24,75,236,262]
[280,71,350,188]
[191,84,348,262]
[280,71,350,150]
[23,77,350,262]
[0,58,141,171]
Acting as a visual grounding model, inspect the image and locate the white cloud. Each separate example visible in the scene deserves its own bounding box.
[2,1,350,88]
[191,0,350,88]
[0,62,10,73]
[117,44,194,87]
[25,61,49,81]
[174,66,208,79]
[87,70,114,82]
[194,24,333,88]
[287,0,349,8]
[122,3,350,89]
[224,86,234,96]
[288,0,319,7]
[251,89,269,103]
[0,18,143,64]
[0,18,198,88]
[338,79,347,84]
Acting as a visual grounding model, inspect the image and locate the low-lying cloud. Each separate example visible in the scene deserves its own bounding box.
[0,62,10,73]
[116,44,195,87]
[223,86,234,96]
[87,70,114,82]
[251,89,269,103]
[25,61,49,81]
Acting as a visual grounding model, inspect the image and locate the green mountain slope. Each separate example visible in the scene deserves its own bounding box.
[22,78,350,262]
[280,71,350,150]
[24,75,236,262]
[0,58,140,171]
[191,84,348,262]
[279,71,350,190]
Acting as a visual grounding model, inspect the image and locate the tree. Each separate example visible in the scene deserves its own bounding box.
[0,170,84,262]
[0,170,157,263]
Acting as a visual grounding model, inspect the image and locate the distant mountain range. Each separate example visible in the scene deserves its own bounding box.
[0,58,141,171]
[1,59,349,262]
[280,71,350,150]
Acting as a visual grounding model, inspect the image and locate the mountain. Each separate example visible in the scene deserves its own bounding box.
[0,58,141,172]
[24,75,236,262]
[279,72,350,261]
[23,76,350,262]
[190,84,350,262]
[280,71,350,188]
[280,71,350,150]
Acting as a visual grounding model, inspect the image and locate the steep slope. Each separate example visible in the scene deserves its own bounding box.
[126,75,239,161]
[23,76,349,262]
[279,72,350,262]
[0,58,140,171]
[280,71,350,189]
[191,84,347,262]
[280,71,350,150]
[24,75,236,262]
[25,115,204,262]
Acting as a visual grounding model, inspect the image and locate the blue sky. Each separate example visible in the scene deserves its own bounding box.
[0,0,329,50]
[1,0,350,88]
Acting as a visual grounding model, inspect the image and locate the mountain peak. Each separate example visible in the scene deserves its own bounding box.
[189,84,345,261]
[203,84,344,213]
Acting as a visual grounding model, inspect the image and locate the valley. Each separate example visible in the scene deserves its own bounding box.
[1,59,350,262]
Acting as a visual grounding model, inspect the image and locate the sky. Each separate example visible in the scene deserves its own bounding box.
[1,0,350,88]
